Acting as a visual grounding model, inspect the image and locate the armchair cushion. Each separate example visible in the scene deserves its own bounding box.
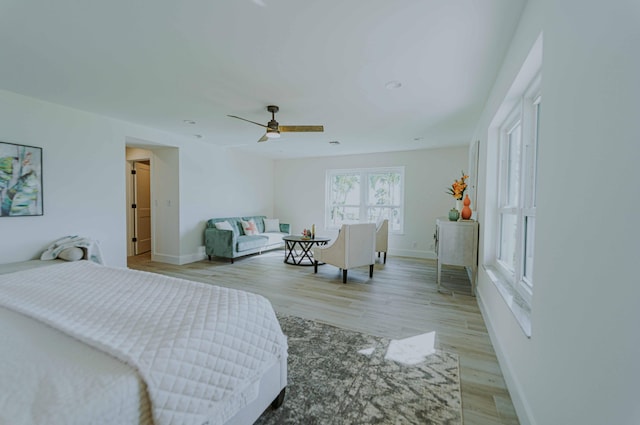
[313,223,376,282]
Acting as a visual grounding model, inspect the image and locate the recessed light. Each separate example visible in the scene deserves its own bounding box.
[183,119,196,125]
[385,80,402,89]
[329,141,340,145]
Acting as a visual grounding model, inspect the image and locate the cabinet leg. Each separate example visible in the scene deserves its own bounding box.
[471,266,477,296]
[436,260,441,292]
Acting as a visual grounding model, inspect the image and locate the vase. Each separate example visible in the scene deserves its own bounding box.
[449,199,462,221]
[461,194,472,220]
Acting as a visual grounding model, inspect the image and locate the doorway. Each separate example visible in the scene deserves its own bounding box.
[132,160,151,255]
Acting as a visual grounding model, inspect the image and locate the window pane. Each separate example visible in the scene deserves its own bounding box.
[329,205,360,226]
[523,215,535,285]
[499,213,517,273]
[507,124,521,206]
[368,173,401,206]
[367,206,401,232]
[329,174,360,227]
[331,173,360,205]
[326,167,404,231]
[532,101,540,207]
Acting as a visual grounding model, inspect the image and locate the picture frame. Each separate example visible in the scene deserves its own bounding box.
[0,141,43,217]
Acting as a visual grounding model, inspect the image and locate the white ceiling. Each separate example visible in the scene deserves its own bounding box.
[0,0,525,159]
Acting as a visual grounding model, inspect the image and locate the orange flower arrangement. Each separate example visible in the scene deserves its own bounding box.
[446,171,469,200]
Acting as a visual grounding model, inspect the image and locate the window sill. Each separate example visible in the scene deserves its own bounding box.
[483,265,532,338]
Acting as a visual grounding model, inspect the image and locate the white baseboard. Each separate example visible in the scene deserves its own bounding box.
[390,248,436,259]
[179,251,207,265]
[476,290,536,425]
[150,252,181,265]
[151,248,206,265]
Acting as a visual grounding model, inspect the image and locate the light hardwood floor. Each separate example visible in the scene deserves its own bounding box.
[128,250,519,425]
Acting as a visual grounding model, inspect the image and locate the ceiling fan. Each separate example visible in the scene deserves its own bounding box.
[228,105,324,142]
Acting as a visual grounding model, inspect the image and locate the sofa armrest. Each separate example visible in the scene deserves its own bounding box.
[279,223,290,234]
[205,228,236,257]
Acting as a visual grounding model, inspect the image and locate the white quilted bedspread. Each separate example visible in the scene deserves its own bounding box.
[0,261,287,425]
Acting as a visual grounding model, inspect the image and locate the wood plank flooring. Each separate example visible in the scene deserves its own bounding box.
[128,250,519,425]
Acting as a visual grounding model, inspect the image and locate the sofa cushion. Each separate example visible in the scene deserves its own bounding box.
[208,217,242,238]
[242,216,266,233]
[263,232,286,246]
[240,219,259,236]
[236,235,268,252]
[263,218,280,233]
[214,221,234,231]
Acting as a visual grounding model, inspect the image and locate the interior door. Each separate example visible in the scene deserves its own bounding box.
[133,161,151,255]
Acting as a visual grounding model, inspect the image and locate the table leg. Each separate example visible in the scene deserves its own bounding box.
[284,240,296,264]
[299,242,315,265]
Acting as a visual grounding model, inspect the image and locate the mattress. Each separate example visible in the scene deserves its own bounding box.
[0,260,287,425]
[0,305,153,425]
[0,259,65,275]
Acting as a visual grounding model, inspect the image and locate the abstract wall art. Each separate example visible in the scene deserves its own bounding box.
[0,141,43,217]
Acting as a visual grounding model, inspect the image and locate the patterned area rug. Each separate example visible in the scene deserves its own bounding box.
[255,314,462,425]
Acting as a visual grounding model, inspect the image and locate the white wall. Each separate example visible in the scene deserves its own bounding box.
[178,145,275,264]
[0,90,128,265]
[473,1,640,424]
[0,90,275,267]
[274,147,468,258]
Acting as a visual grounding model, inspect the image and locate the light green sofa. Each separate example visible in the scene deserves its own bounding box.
[205,215,290,263]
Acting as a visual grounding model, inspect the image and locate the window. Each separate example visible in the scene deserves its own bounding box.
[326,167,404,232]
[495,74,540,304]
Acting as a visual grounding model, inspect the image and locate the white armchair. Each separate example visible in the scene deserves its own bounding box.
[375,219,389,264]
[312,223,376,283]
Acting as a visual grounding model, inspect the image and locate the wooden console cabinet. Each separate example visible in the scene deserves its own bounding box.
[435,218,479,295]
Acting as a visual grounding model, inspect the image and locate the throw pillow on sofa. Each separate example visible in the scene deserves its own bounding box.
[241,219,259,235]
[263,218,280,233]
[214,221,234,231]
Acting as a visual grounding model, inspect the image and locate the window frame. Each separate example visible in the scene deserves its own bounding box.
[494,73,541,305]
[325,166,405,233]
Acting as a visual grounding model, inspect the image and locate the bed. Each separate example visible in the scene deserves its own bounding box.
[0,260,288,425]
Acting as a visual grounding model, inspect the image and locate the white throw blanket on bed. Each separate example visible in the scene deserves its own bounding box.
[40,235,104,264]
[0,261,287,425]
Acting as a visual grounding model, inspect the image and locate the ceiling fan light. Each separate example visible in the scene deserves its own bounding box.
[266,130,280,138]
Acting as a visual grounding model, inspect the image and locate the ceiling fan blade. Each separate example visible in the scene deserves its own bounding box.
[227,115,269,129]
[257,133,268,143]
[279,125,324,133]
